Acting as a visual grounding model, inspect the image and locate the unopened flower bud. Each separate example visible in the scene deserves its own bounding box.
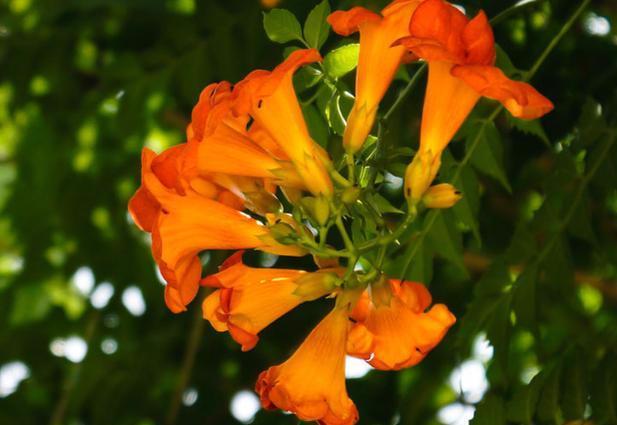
[300,196,330,226]
[404,150,441,204]
[422,184,462,209]
[341,186,361,204]
[269,222,296,243]
[294,272,338,301]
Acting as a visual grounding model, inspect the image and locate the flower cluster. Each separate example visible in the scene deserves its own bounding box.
[129,0,553,423]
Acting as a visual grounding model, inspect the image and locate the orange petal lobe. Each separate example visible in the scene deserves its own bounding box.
[452,65,554,119]
[347,280,456,370]
[462,11,495,65]
[327,7,382,36]
[201,255,307,351]
[256,305,358,425]
[401,0,467,63]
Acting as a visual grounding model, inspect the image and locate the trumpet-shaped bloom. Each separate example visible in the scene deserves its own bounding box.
[347,279,456,370]
[396,0,553,200]
[129,148,302,313]
[328,0,421,153]
[256,299,359,425]
[202,252,339,351]
[233,49,333,196]
[188,81,306,190]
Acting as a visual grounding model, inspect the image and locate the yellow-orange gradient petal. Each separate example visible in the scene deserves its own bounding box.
[419,60,480,155]
[452,65,554,119]
[329,1,420,153]
[202,253,339,350]
[197,127,305,188]
[233,49,333,197]
[347,280,455,370]
[256,303,358,425]
[132,147,304,311]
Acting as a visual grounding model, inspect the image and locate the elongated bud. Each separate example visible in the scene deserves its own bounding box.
[268,222,296,243]
[341,186,361,204]
[343,103,377,154]
[293,272,339,301]
[404,150,441,204]
[300,196,330,226]
[422,184,462,209]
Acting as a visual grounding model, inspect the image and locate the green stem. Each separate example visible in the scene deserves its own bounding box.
[335,215,356,256]
[49,311,100,425]
[331,168,352,188]
[382,64,427,123]
[345,152,356,184]
[532,132,615,267]
[527,0,592,79]
[358,208,417,251]
[489,0,543,26]
[365,65,427,188]
[166,295,207,425]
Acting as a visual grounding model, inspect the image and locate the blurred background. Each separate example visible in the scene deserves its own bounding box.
[1,0,617,424]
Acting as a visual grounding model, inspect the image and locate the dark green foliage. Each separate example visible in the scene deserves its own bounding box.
[1,0,617,424]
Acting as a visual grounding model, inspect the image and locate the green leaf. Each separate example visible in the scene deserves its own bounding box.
[561,352,587,421]
[390,240,434,284]
[263,9,303,44]
[590,355,617,424]
[486,294,512,372]
[427,211,468,277]
[506,372,545,424]
[471,394,506,425]
[505,222,538,264]
[366,193,404,215]
[10,283,52,325]
[304,0,330,49]
[302,103,329,148]
[495,45,520,77]
[468,120,512,192]
[456,261,512,350]
[323,43,359,78]
[537,364,561,422]
[576,98,607,149]
[451,164,481,243]
[507,114,550,146]
[512,264,538,330]
[567,190,597,245]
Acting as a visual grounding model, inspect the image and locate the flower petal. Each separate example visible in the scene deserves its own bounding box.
[327,7,382,36]
[256,304,358,425]
[398,0,468,63]
[452,65,554,119]
[462,10,495,66]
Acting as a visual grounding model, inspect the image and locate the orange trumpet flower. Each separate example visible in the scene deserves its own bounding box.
[328,0,421,153]
[202,252,339,351]
[233,49,333,197]
[129,148,303,313]
[396,0,554,201]
[256,294,359,425]
[188,81,305,190]
[347,279,456,370]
